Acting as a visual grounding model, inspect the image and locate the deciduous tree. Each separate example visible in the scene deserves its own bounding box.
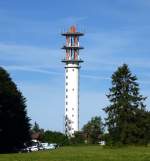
[82,116,103,144]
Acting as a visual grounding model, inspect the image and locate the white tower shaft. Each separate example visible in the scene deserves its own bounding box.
[65,64,79,136]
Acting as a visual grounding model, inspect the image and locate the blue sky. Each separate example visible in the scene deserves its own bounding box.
[0,0,150,131]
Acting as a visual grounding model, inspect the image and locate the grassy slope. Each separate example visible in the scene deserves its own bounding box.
[0,146,150,161]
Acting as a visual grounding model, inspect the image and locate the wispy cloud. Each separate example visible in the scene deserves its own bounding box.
[3,64,111,81]
[82,74,109,80]
[2,65,63,76]
[0,42,62,67]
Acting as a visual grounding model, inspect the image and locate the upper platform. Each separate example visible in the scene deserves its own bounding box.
[61,26,84,36]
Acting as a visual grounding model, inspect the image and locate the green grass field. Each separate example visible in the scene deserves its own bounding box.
[0,146,150,161]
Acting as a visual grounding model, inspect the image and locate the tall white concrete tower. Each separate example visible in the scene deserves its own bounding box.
[61,26,84,137]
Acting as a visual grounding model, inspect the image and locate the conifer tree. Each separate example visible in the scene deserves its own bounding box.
[104,64,148,145]
[0,67,31,152]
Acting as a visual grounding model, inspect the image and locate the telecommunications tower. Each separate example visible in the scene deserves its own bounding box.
[61,26,84,137]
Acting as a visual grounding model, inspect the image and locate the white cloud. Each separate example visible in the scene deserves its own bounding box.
[3,65,63,76]
[0,42,62,67]
[82,74,109,80]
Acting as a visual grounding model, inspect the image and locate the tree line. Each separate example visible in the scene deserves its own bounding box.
[0,64,150,152]
[30,117,103,146]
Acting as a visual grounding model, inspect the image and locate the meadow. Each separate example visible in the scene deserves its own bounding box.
[0,146,150,161]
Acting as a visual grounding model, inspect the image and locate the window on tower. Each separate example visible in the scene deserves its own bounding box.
[66,82,68,86]
[66,76,68,79]
[66,89,68,92]
[66,102,68,105]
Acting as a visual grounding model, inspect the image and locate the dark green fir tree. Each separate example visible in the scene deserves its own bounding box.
[0,67,31,152]
[104,64,149,145]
